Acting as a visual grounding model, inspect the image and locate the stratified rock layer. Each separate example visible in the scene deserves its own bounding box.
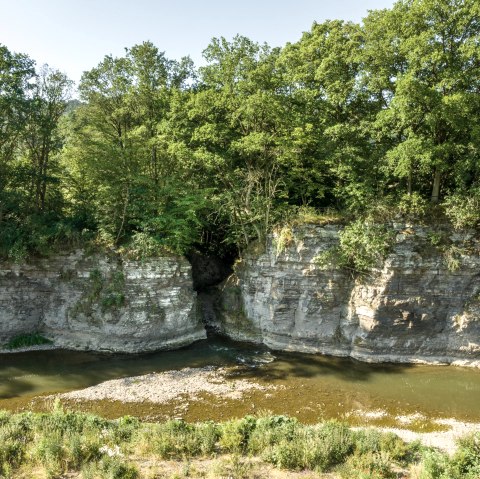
[0,250,205,352]
[211,224,480,366]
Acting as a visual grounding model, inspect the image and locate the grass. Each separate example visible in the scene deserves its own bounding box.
[5,332,52,350]
[0,407,477,478]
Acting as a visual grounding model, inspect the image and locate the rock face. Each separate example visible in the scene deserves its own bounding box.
[0,250,205,352]
[211,224,480,366]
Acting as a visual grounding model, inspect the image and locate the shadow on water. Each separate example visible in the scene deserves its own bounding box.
[234,346,415,383]
[0,377,37,399]
[1,335,479,422]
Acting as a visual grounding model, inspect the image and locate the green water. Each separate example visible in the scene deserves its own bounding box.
[1,337,479,426]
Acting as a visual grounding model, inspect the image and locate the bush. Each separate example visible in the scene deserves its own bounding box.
[263,421,354,472]
[141,420,219,459]
[315,220,394,275]
[449,432,480,479]
[443,191,480,230]
[398,192,429,219]
[5,332,52,350]
[339,451,396,479]
[82,456,138,479]
[339,220,394,274]
[415,449,450,479]
[33,431,65,478]
[219,416,257,454]
[248,415,298,454]
[353,429,419,464]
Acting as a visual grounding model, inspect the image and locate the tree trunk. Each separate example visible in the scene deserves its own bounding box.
[431,168,441,203]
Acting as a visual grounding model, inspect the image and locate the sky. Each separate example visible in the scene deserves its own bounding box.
[0,0,395,87]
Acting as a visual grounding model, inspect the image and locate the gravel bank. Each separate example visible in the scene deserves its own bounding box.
[56,366,272,404]
[53,367,480,453]
[380,418,480,454]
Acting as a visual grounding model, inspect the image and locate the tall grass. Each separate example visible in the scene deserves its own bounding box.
[0,407,475,478]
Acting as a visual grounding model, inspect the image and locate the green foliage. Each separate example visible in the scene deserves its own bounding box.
[71,268,126,318]
[443,244,463,272]
[5,332,52,350]
[448,432,480,478]
[338,221,394,274]
[212,455,253,479]
[1,410,479,477]
[262,420,354,471]
[274,225,294,256]
[2,0,480,257]
[443,190,480,230]
[339,451,396,479]
[82,456,139,479]
[315,221,395,275]
[138,419,219,459]
[101,271,126,311]
[218,416,257,454]
[398,193,429,219]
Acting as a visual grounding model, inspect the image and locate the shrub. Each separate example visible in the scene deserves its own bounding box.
[0,438,26,477]
[33,431,65,478]
[339,451,396,479]
[449,432,480,479]
[248,415,298,454]
[443,191,480,230]
[415,449,450,479]
[219,416,257,454]
[142,420,219,459]
[263,421,354,472]
[212,454,253,479]
[398,192,429,219]
[82,456,138,479]
[274,225,294,256]
[443,244,463,272]
[353,429,419,464]
[338,220,394,274]
[315,220,394,275]
[5,332,52,350]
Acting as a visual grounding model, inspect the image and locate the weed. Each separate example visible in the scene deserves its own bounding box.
[213,454,254,479]
[5,332,52,350]
[338,451,396,479]
[274,225,294,256]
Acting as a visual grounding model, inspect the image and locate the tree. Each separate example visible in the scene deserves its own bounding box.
[279,20,381,210]
[23,65,73,211]
[0,45,35,222]
[365,0,480,202]
[184,36,288,249]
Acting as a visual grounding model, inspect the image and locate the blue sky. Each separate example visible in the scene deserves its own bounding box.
[0,0,394,86]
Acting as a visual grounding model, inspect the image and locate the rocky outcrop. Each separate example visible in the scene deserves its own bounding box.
[210,224,480,366]
[0,250,205,352]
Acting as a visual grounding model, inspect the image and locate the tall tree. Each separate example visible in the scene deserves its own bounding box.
[23,65,73,211]
[279,20,381,210]
[0,45,35,221]
[365,0,480,201]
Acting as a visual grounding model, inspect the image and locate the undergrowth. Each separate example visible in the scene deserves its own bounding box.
[0,407,476,478]
[5,332,52,350]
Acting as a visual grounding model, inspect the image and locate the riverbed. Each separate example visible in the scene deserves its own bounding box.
[1,337,480,440]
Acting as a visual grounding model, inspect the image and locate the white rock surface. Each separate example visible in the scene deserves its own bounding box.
[0,250,205,352]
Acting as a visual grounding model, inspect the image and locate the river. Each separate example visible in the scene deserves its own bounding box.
[1,337,479,431]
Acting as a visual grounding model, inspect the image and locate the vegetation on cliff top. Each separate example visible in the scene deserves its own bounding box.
[1,406,480,478]
[1,0,479,262]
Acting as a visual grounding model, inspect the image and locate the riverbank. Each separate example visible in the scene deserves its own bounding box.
[1,407,479,479]
[47,366,480,454]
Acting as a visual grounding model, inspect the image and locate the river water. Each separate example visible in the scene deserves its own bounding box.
[1,337,479,429]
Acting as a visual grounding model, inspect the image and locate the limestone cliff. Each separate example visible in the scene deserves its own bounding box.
[210,224,480,366]
[0,250,205,352]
